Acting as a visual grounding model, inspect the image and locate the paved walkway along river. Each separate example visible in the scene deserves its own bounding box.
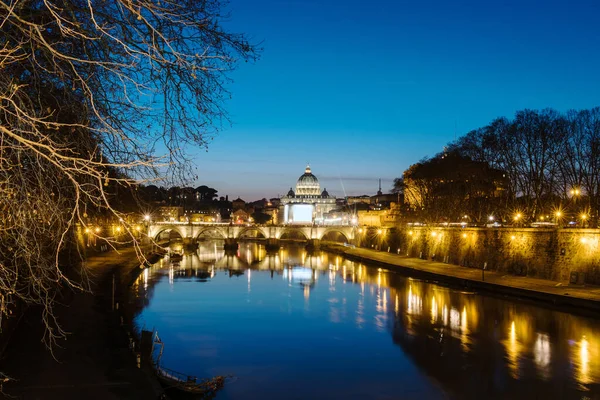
[0,247,163,400]
[325,244,600,313]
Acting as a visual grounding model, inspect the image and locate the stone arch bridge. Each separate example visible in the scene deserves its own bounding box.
[148,222,356,247]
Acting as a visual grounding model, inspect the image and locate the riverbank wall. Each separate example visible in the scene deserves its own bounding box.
[323,243,600,314]
[361,227,600,285]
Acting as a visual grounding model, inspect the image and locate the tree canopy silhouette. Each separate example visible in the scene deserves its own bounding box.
[0,0,257,346]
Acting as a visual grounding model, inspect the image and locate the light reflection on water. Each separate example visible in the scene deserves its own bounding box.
[132,241,600,399]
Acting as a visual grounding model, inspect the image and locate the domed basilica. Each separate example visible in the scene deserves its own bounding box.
[280,165,337,224]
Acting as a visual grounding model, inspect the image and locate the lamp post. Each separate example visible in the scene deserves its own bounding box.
[581,213,588,228]
[513,213,522,227]
[555,211,562,227]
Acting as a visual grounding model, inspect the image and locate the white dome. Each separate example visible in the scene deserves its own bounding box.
[296,165,320,196]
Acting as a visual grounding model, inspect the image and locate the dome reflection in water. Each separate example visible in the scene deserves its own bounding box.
[132,241,600,399]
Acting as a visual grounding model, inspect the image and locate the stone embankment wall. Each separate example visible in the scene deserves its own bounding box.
[391,227,600,284]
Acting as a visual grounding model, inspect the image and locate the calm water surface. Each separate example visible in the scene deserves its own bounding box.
[132,242,600,399]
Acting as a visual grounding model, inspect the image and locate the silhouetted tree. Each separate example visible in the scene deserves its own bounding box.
[0,0,257,348]
[402,151,507,223]
[196,185,219,203]
[447,107,600,224]
[251,211,272,225]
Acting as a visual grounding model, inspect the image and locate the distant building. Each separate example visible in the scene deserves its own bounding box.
[188,212,220,223]
[279,165,337,224]
[232,197,246,211]
[347,195,371,206]
[357,200,402,227]
[158,206,183,222]
[232,209,250,224]
[322,210,355,225]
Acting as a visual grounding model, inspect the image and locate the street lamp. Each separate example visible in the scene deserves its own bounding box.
[513,213,522,225]
[555,211,562,226]
[581,213,588,228]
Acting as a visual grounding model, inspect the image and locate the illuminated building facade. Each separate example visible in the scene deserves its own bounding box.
[279,165,337,224]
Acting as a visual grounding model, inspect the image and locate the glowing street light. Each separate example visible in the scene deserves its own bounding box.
[513,213,522,222]
[488,216,495,222]
[555,210,563,226]
[144,214,151,221]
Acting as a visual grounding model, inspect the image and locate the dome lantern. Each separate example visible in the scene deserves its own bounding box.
[296,165,320,196]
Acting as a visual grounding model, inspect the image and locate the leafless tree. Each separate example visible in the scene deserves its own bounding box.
[0,0,257,347]
[554,108,600,220]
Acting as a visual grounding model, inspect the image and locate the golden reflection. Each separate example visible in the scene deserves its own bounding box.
[431,296,438,323]
[581,337,589,384]
[450,307,460,331]
[374,287,388,332]
[143,267,149,291]
[442,304,448,326]
[504,320,522,379]
[460,306,470,352]
[570,332,600,388]
[534,333,551,380]
[407,285,422,316]
[141,241,600,391]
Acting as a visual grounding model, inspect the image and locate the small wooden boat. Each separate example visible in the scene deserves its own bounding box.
[156,366,225,397]
[151,332,226,398]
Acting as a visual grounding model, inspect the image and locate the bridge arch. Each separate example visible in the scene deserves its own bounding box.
[278,228,309,241]
[237,226,268,239]
[196,227,227,240]
[320,228,350,243]
[152,225,185,241]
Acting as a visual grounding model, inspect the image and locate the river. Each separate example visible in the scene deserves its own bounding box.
[131,241,600,399]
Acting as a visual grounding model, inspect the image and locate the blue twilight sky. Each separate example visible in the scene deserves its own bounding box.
[189,0,600,201]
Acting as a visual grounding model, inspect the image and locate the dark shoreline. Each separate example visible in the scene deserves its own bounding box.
[0,247,165,399]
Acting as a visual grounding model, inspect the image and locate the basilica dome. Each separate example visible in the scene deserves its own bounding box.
[296,165,320,196]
